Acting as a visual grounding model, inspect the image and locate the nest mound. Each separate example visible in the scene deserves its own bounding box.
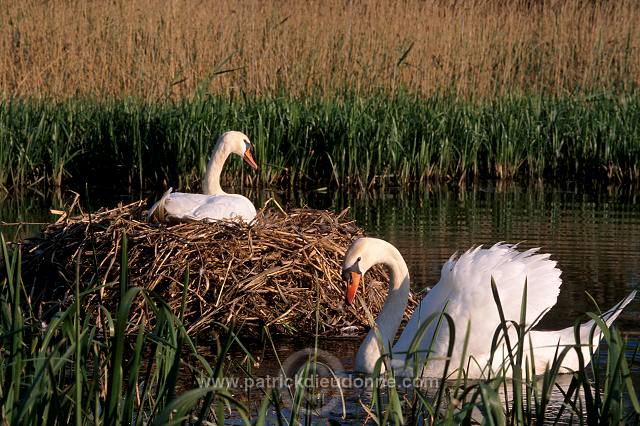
[20,201,416,337]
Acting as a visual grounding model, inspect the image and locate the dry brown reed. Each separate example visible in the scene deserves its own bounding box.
[19,201,416,337]
[1,0,638,100]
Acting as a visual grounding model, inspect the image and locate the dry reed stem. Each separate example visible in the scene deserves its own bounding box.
[1,0,638,100]
[20,201,416,337]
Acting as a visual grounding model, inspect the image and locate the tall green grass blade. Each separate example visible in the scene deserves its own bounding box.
[105,286,143,423]
[478,382,506,426]
[152,386,249,426]
[8,242,22,423]
[254,393,271,426]
[120,233,128,305]
[74,255,82,426]
[123,318,146,424]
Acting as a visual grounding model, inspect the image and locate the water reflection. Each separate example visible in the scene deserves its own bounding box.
[0,190,55,241]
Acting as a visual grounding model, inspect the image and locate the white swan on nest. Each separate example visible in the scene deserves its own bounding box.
[342,237,636,378]
[148,131,258,223]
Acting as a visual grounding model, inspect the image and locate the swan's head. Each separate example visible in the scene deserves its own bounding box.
[342,238,381,305]
[343,237,407,305]
[217,131,259,170]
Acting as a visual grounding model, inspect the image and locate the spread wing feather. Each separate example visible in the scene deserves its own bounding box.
[393,243,562,368]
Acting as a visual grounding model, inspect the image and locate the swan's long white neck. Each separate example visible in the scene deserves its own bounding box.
[202,140,231,195]
[355,242,410,374]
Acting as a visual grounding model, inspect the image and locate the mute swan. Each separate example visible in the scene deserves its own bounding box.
[342,237,636,378]
[148,131,259,223]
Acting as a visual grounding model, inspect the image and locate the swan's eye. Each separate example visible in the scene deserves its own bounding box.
[343,257,362,277]
[357,257,361,262]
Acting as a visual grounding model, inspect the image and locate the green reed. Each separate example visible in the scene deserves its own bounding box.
[1,92,639,193]
[0,234,252,425]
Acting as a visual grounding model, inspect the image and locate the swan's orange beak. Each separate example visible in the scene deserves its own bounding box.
[346,272,361,305]
[243,149,259,170]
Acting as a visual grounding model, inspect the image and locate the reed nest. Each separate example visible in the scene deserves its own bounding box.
[18,201,417,337]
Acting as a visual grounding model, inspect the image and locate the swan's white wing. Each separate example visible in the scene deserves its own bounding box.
[164,193,212,216]
[393,243,562,370]
[154,192,256,222]
[149,190,209,222]
[192,194,256,222]
[147,188,174,220]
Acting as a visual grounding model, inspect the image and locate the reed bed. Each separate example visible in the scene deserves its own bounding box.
[18,201,414,337]
[1,0,639,99]
[1,94,639,192]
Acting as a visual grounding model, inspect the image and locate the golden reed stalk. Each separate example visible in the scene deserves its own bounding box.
[1,0,638,100]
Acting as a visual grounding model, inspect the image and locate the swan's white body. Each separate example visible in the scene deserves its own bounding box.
[343,238,636,379]
[148,131,258,223]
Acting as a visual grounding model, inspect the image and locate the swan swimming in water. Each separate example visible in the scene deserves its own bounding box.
[149,131,258,223]
[342,237,636,378]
